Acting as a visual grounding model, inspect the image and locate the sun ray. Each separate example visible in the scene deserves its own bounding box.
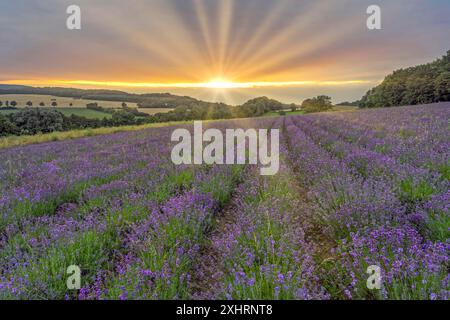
[217,0,234,76]
[0,0,406,104]
[193,0,218,75]
[234,10,363,81]
[226,0,293,74]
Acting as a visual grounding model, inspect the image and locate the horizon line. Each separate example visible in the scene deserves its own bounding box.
[0,79,375,90]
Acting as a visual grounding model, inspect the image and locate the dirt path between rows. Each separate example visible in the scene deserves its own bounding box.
[190,118,336,299]
[189,179,244,299]
[280,118,336,263]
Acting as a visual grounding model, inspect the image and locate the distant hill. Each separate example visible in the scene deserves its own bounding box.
[0,84,32,90]
[360,50,450,108]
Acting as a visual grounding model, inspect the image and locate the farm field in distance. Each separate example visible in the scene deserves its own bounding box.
[0,94,174,117]
[0,94,139,108]
[0,102,448,300]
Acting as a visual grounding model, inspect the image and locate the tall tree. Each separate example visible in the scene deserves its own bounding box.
[360,51,450,108]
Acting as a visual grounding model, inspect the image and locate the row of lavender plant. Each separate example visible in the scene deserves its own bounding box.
[192,118,329,299]
[0,126,183,233]
[284,116,448,299]
[0,164,208,298]
[300,103,449,177]
[79,164,244,300]
[302,108,449,242]
[0,124,184,248]
[1,108,447,300]
[0,119,274,299]
[0,124,201,298]
[290,114,449,243]
[75,118,278,299]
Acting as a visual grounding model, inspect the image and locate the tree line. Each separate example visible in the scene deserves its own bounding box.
[360,50,450,108]
[0,100,59,108]
[0,108,150,136]
[0,95,337,137]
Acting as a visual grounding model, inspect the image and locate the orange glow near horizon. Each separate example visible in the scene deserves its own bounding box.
[1,1,448,104]
[0,79,373,90]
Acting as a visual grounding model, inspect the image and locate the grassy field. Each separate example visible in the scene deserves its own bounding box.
[135,108,175,115]
[53,108,112,119]
[0,94,173,115]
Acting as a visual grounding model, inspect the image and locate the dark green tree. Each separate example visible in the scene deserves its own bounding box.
[9,108,64,134]
[0,114,18,136]
[111,110,136,125]
[360,51,450,108]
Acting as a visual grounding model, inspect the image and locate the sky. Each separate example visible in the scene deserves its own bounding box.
[0,0,449,105]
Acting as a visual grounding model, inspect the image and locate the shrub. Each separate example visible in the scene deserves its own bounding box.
[301,96,333,113]
[0,114,19,136]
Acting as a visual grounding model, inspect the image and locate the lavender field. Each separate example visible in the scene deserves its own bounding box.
[0,103,448,300]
